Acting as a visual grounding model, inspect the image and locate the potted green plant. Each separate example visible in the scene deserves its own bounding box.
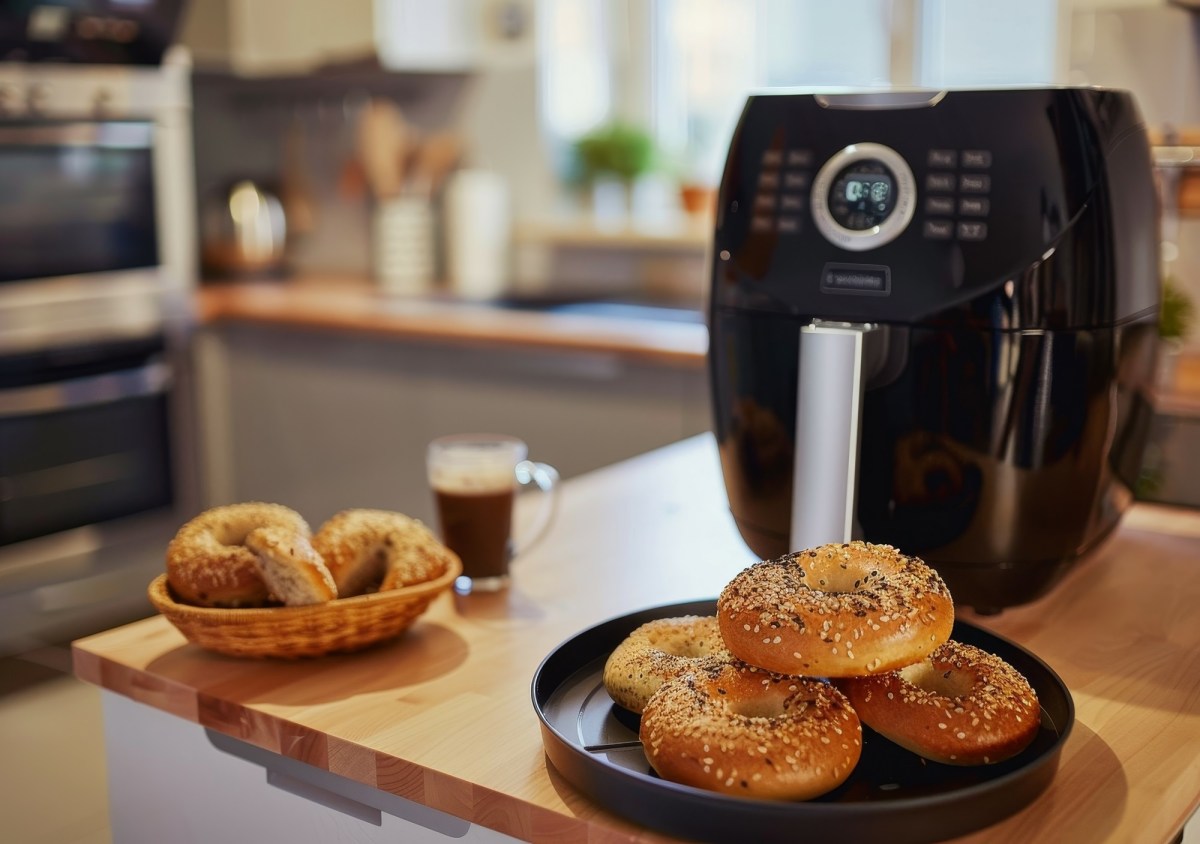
[570,122,658,222]
[572,121,657,184]
[1158,275,1195,389]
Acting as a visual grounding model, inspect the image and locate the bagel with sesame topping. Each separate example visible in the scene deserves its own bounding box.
[166,502,312,607]
[639,660,862,800]
[837,639,1040,765]
[717,541,954,678]
[602,616,734,714]
[244,526,337,606]
[312,509,456,598]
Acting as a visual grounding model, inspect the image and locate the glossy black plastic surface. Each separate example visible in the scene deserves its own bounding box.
[532,599,1074,844]
[0,1,188,65]
[708,88,1160,611]
[711,88,1159,329]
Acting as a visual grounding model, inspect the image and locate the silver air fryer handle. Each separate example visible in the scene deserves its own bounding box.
[790,321,881,551]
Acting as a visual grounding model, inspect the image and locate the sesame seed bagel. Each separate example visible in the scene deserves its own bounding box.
[838,640,1040,766]
[245,527,337,606]
[639,661,862,800]
[717,541,954,678]
[166,503,311,607]
[313,509,455,598]
[602,616,733,714]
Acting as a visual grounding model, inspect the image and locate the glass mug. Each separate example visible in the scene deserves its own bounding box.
[426,434,559,594]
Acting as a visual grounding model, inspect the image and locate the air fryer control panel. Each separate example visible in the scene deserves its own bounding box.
[712,88,1157,328]
[753,144,994,246]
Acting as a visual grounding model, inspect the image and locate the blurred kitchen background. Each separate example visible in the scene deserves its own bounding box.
[181,0,1200,304]
[1,0,1199,656]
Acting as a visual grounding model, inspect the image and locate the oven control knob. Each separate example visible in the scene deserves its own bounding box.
[26,82,50,114]
[93,87,114,116]
[0,84,24,115]
[0,83,19,115]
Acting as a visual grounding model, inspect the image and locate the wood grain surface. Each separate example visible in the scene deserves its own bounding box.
[193,278,708,370]
[73,436,1200,843]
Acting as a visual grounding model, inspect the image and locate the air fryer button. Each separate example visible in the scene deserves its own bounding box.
[783,171,811,190]
[962,150,993,168]
[960,174,991,193]
[777,216,803,233]
[923,219,954,239]
[926,173,956,192]
[786,149,814,167]
[959,197,990,216]
[928,149,957,168]
[957,221,988,241]
[751,216,774,232]
[925,196,955,215]
[762,149,784,167]
[779,194,805,211]
[754,193,777,210]
[758,171,780,189]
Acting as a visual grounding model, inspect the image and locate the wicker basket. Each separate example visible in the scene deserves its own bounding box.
[147,557,460,658]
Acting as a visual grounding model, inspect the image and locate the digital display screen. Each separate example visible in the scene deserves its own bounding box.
[828,161,898,231]
[844,176,891,205]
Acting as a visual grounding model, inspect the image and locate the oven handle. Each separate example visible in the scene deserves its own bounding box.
[0,361,171,417]
[0,122,153,149]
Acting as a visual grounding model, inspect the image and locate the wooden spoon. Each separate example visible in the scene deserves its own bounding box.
[411,131,463,199]
[356,99,412,201]
[279,116,317,236]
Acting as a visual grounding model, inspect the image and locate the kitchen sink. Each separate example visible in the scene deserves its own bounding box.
[492,297,706,325]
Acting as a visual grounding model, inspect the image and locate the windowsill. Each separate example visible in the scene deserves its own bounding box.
[513,216,712,252]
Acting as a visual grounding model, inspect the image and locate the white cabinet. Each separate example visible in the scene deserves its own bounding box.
[103,692,517,843]
[179,0,480,75]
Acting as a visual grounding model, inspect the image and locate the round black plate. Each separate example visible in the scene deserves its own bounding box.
[532,599,1074,843]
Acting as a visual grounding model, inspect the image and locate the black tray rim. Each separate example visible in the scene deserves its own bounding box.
[531,598,1075,842]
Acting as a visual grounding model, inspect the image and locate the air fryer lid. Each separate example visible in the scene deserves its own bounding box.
[533,600,1074,844]
[711,87,1158,329]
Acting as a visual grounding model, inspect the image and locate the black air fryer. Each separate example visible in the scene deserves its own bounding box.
[709,88,1160,612]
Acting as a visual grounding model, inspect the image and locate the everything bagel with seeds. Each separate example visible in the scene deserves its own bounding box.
[837,639,1040,765]
[717,541,954,678]
[639,660,862,800]
[602,616,733,714]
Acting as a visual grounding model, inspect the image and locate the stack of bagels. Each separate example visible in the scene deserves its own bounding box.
[603,540,1041,801]
[164,502,457,608]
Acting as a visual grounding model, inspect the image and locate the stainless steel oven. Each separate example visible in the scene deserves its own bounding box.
[0,54,197,652]
[0,334,174,545]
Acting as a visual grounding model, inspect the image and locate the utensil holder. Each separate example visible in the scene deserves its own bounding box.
[374,196,435,296]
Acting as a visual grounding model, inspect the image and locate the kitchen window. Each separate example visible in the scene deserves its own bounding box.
[536,0,1062,187]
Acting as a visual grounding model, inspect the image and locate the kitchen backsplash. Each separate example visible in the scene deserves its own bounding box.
[191,70,471,279]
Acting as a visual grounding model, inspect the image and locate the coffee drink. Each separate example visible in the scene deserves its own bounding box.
[427,433,558,593]
[433,483,515,581]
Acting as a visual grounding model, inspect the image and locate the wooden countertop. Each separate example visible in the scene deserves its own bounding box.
[192,279,1200,411]
[73,435,1200,842]
[193,278,708,369]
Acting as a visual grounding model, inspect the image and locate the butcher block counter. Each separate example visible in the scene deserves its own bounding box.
[193,278,708,369]
[73,436,1200,843]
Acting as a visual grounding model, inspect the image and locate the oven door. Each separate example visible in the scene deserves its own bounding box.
[0,121,158,284]
[0,334,174,546]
